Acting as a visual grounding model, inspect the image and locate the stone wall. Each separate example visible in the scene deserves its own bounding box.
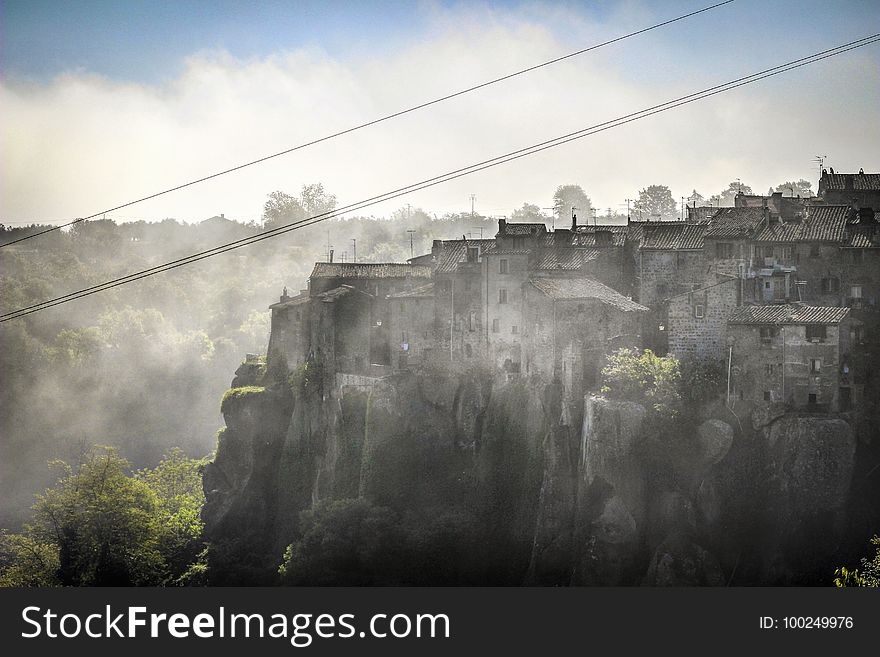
[668,278,739,360]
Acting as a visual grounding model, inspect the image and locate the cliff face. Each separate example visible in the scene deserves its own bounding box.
[202,365,862,585]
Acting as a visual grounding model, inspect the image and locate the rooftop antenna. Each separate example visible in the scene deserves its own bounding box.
[351,238,357,263]
[813,154,828,180]
[624,198,633,222]
[469,194,476,219]
[406,229,416,259]
[590,207,598,226]
[471,226,484,239]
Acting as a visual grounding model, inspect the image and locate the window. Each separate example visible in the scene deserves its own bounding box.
[810,358,822,373]
[511,325,518,335]
[499,289,508,304]
[499,259,508,274]
[764,281,771,289]
[492,318,500,333]
[694,304,705,319]
[806,325,827,342]
[808,393,818,406]
[716,242,734,259]
[781,246,793,261]
[821,277,840,294]
[764,363,775,377]
[466,247,479,263]
[469,311,476,332]
[764,391,772,401]
[756,245,773,258]
[851,285,863,299]
[759,326,779,343]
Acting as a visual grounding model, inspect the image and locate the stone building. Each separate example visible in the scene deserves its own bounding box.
[522,277,647,400]
[727,304,854,411]
[386,282,435,369]
[818,169,880,211]
[667,276,740,360]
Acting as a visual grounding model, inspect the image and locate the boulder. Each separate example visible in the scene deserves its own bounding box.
[697,419,733,466]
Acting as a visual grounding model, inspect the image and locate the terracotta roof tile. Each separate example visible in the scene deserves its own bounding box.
[727,304,850,325]
[311,262,432,279]
[529,277,647,312]
[704,207,765,238]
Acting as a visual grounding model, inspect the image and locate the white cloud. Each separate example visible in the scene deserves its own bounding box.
[2,4,878,226]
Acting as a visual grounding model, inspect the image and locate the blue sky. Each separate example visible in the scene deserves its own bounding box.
[2,1,879,225]
[6,0,877,84]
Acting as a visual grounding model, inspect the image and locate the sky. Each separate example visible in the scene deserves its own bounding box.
[2,0,879,227]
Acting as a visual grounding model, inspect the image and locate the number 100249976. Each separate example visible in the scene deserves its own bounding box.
[760,616,854,629]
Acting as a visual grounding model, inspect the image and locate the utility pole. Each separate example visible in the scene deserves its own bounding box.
[406,229,416,259]
[681,196,685,221]
[469,194,476,219]
[351,238,356,263]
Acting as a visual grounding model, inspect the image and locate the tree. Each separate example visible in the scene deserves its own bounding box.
[552,185,592,224]
[772,179,814,198]
[299,183,337,217]
[600,348,682,419]
[262,190,304,230]
[279,499,407,585]
[634,185,677,221]
[0,447,206,587]
[511,203,545,223]
[834,536,880,587]
[708,181,754,207]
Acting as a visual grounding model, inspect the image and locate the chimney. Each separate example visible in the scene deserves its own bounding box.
[329,249,334,263]
[571,208,578,232]
[498,218,506,236]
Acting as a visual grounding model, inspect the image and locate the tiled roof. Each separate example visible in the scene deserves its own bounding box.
[821,172,880,191]
[800,205,849,242]
[573,225,628,247]
[727,304,850,325]
[704,207,765,238]
[844,225,880,248]
[434,239,497,274]
[315,285,356,303]
[501,222,547,236]
[269,293,310,310]
[536,248,602,270]
[311,262,432,279]
[686,206,721,224]
[640,223,705,250]
[752,220,803,243]
[528,277,647,312]
[387,282,434,299]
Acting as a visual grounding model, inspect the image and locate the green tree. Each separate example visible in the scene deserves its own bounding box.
[552,184,593,224]
[31,448,165,586]
[0,447,206,587]
[834,536,880,587]
[634,184,677,221]
[279,499,406,585]
[136,448,207,584]
[600,348,682,419]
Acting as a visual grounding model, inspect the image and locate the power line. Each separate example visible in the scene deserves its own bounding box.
[0,1,735,249]
[1,34,877,323]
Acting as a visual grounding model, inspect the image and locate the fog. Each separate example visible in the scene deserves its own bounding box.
[0,203,503,528]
